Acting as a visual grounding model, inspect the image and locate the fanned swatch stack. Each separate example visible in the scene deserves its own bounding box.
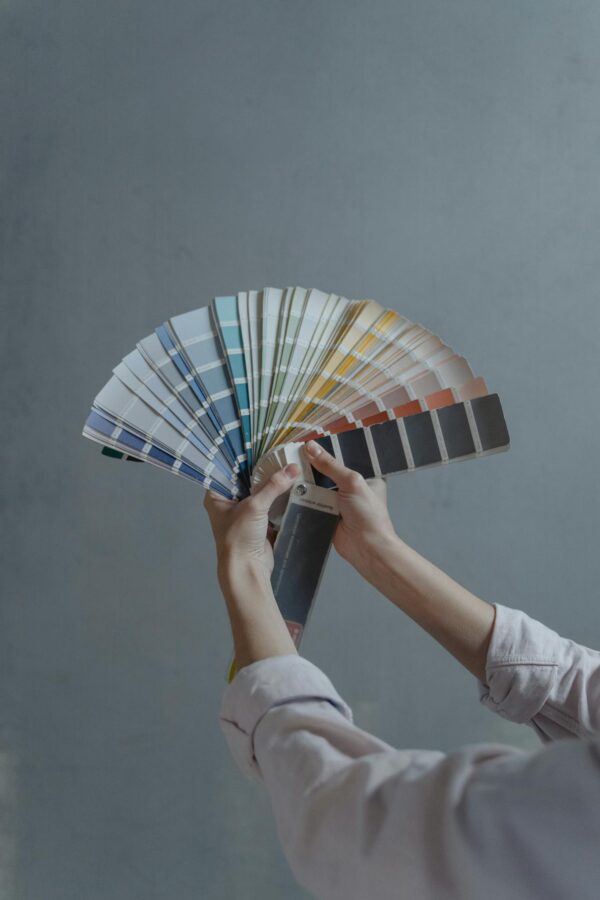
[82,286,509,496]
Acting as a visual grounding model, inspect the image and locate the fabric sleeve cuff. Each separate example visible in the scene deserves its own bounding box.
[478,603,559,724]
[219,654,354,782]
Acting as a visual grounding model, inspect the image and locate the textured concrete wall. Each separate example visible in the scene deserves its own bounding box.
[2,1,600,897]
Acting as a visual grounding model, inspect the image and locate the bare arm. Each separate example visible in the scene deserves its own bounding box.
[218,556,297,671]
[206,442,496,680]
[355,533,495,680]
[204,465,301,671]
[304,441,496,681]
[301,440,600,740]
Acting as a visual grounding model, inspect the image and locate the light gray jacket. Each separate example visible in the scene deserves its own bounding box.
[220,604,600,899]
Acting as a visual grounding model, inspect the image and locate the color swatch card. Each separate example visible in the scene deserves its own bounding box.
[82,286,510,666]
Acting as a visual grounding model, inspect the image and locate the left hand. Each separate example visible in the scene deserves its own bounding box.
[204,463,301,580]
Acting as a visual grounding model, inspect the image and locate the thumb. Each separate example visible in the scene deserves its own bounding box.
[304,439,362,492]
[250,463,300,514]
[203,488,236,528]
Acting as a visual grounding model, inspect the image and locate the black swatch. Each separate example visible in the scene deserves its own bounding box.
[436,403,476,459]
[271,503,338,626]
[337,428,375,479]
[370,418,408,475]
[312,435,337,488]
[470,394,510,451]
[403,411,442,467]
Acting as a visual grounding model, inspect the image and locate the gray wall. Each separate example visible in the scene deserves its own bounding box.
[3,1,600,897]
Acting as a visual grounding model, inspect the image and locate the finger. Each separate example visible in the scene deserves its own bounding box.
[366,476,387,502]
[251,463,299,513]
[304,440,364,492]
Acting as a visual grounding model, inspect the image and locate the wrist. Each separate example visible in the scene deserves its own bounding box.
[216,552,298,670]
[343,532,410,596]
[217,552,274,605]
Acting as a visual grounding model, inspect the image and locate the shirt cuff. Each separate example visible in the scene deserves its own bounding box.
[478,603,559,725]
[219,654,354,782]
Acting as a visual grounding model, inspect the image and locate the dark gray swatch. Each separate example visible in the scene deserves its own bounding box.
[470,394,510,450]
[370,419,408,474]
[403,411,442,467]
[271,502,338,629]
[436,403,476,458]
[312,434,337,488]
[337,428,375,478]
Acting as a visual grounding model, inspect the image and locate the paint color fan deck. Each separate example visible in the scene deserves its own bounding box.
[82,286,510,498]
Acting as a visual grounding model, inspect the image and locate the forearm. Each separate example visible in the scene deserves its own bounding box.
[218,555,298,671]
[359,535,495,680]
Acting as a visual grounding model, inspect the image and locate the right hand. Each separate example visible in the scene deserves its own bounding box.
[304,440,399,580]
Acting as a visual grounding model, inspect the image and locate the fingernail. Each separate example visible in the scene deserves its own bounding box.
[283,463,298,477]
[305,440,321,457]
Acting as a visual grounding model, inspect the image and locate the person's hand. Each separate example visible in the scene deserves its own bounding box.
[203,463,300,583]
[204,465,302,669]
[304,439,399,582]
